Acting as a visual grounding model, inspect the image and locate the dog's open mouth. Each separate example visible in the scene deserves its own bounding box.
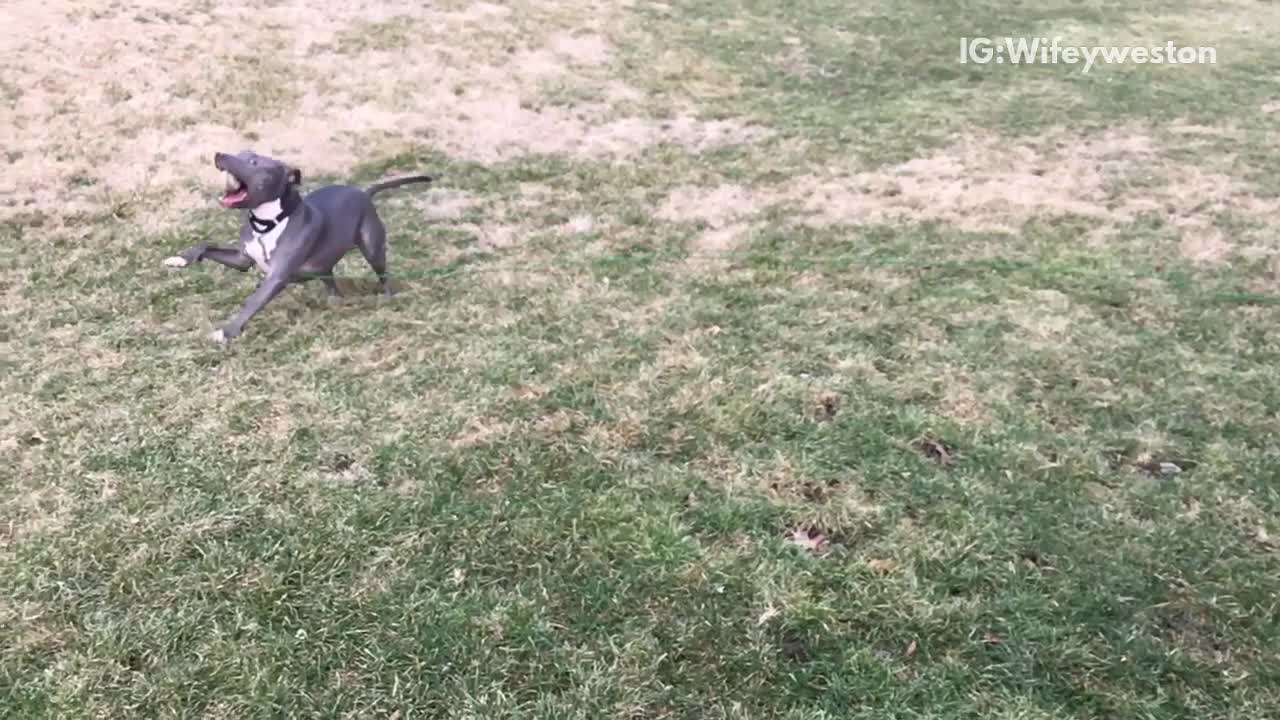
[221,171,248,208]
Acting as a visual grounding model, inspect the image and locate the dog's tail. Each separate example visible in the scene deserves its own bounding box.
[366,174,435,197]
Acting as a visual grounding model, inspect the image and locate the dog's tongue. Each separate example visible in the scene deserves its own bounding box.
[220,189,248,208]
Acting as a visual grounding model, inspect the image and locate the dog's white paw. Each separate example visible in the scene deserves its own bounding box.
[163,256,189,268]
[207,328,228,344]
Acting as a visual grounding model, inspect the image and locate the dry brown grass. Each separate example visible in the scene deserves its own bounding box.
[651,123,1280,265]
[657,184,770,228]
[0,0,764,233]
[8,0,1261,278]
[935,369,992,426]
[691,222,752,254]
[1036,0,1280,54]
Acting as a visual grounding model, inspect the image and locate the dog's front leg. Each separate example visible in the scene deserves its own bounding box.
[209,269,292,343]
[164,244,255,272]
[165,224,255,271]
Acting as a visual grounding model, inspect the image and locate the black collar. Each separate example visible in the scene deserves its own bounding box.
[248,191,300,234]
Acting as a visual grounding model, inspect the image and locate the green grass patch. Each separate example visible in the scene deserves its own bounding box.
[4,0,1280,717]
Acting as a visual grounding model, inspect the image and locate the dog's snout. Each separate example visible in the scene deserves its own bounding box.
[213,153,226,170]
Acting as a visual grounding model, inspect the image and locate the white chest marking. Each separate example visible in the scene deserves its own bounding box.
[244,199,289,273]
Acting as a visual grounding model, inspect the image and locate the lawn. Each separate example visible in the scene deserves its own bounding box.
[3,0,1280,717]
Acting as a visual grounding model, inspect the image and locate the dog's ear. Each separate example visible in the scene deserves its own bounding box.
[287,166,302,186]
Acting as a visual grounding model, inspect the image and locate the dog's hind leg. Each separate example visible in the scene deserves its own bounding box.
[355,210,394,296]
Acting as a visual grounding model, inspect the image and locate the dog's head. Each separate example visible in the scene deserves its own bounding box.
[212,150,302,209]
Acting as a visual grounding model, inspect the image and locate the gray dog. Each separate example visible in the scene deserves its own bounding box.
[164,151,434,343]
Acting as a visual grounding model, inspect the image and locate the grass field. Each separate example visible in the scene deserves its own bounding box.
[4,0,1280,717]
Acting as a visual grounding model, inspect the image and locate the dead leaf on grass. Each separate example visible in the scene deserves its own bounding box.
[813,391,841,422]
[866,558,897,575]
[785,527,830,556]
[904,639,918,658]
[1135,460,1181,476]
[915,435,956,465]
[1133,457,1197,477]
[1020,550,1058,573]
[756,605,780,626]
[799,481,830,503]
[511,384,550,400]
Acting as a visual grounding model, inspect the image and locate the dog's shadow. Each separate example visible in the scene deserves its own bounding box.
[294,277,411,308]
